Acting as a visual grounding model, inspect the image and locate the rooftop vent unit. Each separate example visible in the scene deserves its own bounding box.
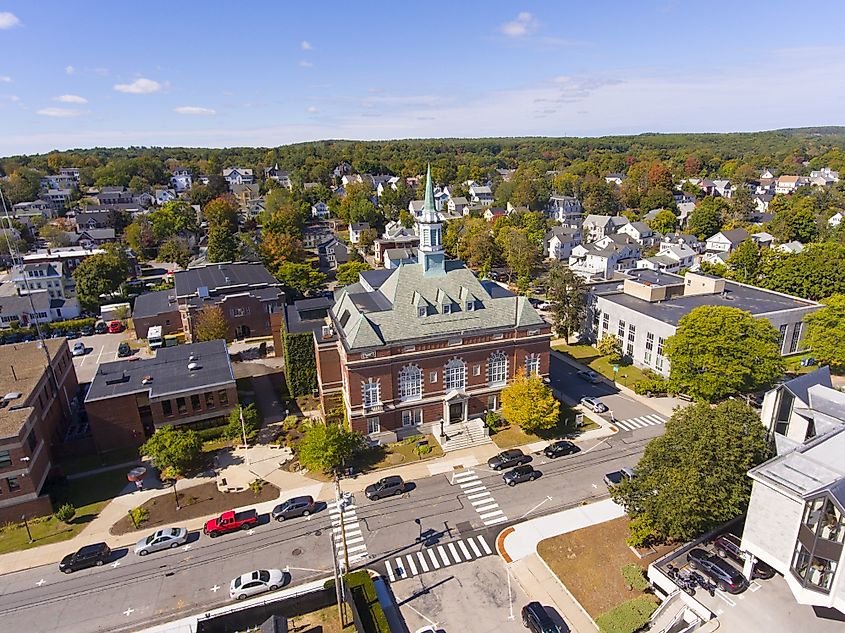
[141,375,153,385]
[3,392,22,403]
[105,371,129,386]
[187,361,201,371]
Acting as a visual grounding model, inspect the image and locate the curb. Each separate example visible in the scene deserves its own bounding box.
[496,526,516,563]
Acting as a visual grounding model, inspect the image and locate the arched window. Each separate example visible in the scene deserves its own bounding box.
[525,353,541,376]
[487,351,508,386]
[398,365,422,401]
[443,358,466,391]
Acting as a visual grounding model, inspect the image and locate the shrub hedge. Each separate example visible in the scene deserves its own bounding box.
[345,570,390,633]
[620,564,650,591]
[595,596,658,633]
[282,327,317,397]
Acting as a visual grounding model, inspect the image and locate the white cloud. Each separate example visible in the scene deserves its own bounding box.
[37,107,85,118]
[301,40,312,50]
[0,12,21,29]
[174,106,216,115]
[298,60,313,68]
[0,75,11,83]
[65,65,75,75]
[113,78,162,94]
[54,94,88,104]
[307,106,318,113]
[499,11,539,38]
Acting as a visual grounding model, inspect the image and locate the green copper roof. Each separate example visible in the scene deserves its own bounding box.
[422,164,437,218]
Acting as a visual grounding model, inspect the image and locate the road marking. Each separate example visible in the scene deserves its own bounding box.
[452,470,476,481]
[468,538,482,557]
[386,563,396,582]
[345,536,365,545]
[417,552,429,572]
[36,579,45,587]
[483,515,508,526]
[461,485,486,495]
[520,495,553,519]
[247,529,255,535]
[394,559,406,579]
[447,542,461,562]
[437,546,451,566]
[458,540,473,560]
[479,509,504,519]
[210,585,220,592]
[124,608,135,616]
[475,502,500,512]
[183,544,192,551]
[427,549,440,569]
[477,535,492,554]
[470,497,496,506]
[406,555,419,575]
[343,544,368,554]
[715,590,736,607]
[466,491,491,500]
[459,480,482,489]
[111,561,121,568]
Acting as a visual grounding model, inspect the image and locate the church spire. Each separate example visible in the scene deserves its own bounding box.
[416,164,445,276]
[421,164,438,221]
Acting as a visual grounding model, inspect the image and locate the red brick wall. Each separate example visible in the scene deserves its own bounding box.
[0,494,53,523]
[133,309,182,339]
[87,394,146,450]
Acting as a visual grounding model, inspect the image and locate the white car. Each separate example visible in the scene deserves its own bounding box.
[580,396,608,413]
[71,341,86,356]
[134,527,189,556]
[229,568,287,600]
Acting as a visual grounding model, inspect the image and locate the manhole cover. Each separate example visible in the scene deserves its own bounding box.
[314,529,322,537]
[291,548,303,557]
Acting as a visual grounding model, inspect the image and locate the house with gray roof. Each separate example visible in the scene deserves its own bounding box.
[582,214,629,242]
[544,226,581,261]
[546,194,583,225]
[132,288,180,339]
[705,228,750,254]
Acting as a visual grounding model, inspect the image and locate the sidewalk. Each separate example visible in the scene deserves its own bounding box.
[497,499,627,633]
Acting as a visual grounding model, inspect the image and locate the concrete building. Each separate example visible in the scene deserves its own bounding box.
[587,270,821,376]
[85,340,236,450]
[0,340,78,522]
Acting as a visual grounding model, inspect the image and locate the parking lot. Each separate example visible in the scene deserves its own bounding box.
[72,332,152,383]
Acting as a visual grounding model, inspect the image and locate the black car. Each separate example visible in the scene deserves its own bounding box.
[488,449,530,470]
[272,495,315,521]
[59,543,111,573]
[687,548,748,594]
[94,321,108,334]
[544,441,579,459]
[521,601,566,633]
[50,329,66,339]
[81,325,94,336]
[713,534,775,579]
[65,330,81,340]
[365,475,405,500]
[117,342,131,357]
[504,464,539,486]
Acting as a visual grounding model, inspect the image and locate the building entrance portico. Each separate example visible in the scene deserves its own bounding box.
[444,390,468,424]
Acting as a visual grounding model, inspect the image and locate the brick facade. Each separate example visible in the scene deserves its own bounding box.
[184,294,276,342]
[133,308,182,340]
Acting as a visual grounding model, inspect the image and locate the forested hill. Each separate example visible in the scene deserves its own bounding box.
[3,127,845,191]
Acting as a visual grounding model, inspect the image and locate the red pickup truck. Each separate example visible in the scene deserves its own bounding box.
[203,509,259,538]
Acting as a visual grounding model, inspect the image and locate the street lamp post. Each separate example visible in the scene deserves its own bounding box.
[239,405,251,466]
[21,514,33,543]
[172,479,181,510]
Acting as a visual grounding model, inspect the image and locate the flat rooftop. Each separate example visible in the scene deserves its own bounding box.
[132,288,177,320]
[174,262,280,297]
[85,339,234,402]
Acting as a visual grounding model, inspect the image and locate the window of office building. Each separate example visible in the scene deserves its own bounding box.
[7,477,20,491]
[367,417,380,434]
[601,312,609,335]
[525,353,541,376]
[162,400,173,416]
[789,323,803,354]
[617,319,626,340]
[176,397,187,414]
[218,390,229,405]
[487,351,508,386]
[191,394,201,411]
[362,379,381,408]
[627,324,636,357]
[655,336,666,371]
[0,450,10,468]
[402,409,422,427]
[398,365,422,401]
[204,392,215,408]
[644,332,654,365]
[778,324,788,351]
[444,359,467,391]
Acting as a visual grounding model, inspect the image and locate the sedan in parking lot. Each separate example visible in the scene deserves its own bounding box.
[134,527,189,556]
[72,341,86,356]
[488,449,530,470]
[580,396,607,413]
[577,370,601,384]
[543,440,579,459]
[229,568,287,600]
[687,547,748,594]
[503,464,539,486]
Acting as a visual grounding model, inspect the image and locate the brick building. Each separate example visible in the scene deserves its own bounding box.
[132,288,181,339]
[316,169,551,441]
[0,340,78,522]
[173,262,285,341]
[85,340,237,450]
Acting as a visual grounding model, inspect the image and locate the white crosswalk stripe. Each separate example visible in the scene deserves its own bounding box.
[383,536,494,581]
[615,414,667,432]
[454,470,509,526]
[329,501,369,569]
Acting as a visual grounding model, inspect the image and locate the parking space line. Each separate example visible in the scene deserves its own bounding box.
[417,552,429,572]
[477,535,492,554]
[715,591,736,607]
[437,546,451,566]
[458,540,472,561]
[447,543,460,562]
[427,550,440,569]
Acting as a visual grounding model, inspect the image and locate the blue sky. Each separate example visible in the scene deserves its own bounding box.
[1,1,844,155]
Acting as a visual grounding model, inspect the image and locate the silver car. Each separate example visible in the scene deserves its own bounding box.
[229,568,287,600]
[134,527,189,556]
[580,396,608,413]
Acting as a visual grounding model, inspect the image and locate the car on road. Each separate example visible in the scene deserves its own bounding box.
[117,341,131,357]
[577,370,601,384]
[543,440,579,459]
[504,464,539,486]
[59,543,111,573]
[712,533,775,579]
[579,396,607,413]
[229,568,286,600]
[94,320,108,334]
[272,495,316,521]
[203,509,259,537]
[521,601,566,633]
[365,475,406,500]
[488,449,530,470]
[603,466,636,488]
[71,341,86,356]
[108,320,125,333]
[686,547,748,594]
[134,527,189,556]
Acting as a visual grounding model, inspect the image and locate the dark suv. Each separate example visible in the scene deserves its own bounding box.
[521,602,567,633]
[365,475,405,500]
[687,548,748,593]
[713,534,775,579]
[488,449,530,470]
[272,495,316,521]
[59,543,112,573]
[504,464,539,486]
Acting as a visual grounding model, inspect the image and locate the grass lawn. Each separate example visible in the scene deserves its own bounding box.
[57,447,140,476]
[0,469,130,555]
[491,401,600,450]
[552,342,650,388]
[537,516,672,619]
[357,435,444,471]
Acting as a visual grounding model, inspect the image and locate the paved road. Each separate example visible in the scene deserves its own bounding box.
[0,428,659,633]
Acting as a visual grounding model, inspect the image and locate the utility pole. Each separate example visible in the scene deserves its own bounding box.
[331,528,345,626]
[239,405,250,466]
[335,477,350,573]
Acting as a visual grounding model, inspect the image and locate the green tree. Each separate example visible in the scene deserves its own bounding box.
[767,196,819,244]
[263,188,308,238]
[297,421,366,474]
[495,226,539,288]
[546,262,586,340]
[686,197,728,238]
[597,335,623,364]
[150,200,198,241]
[124,217,156,259]
[646,209,677,235]
[725,239,760,284]
[205,196,240,263]
[3,168,43,205]
[663,305,784,402]
[611,400,770,546]
[72,245,130,310]
[336,261,372,286]
[758,244,845,301]
[225,403,261,442]
[803,294,845,369]
[275,261,327,294]
[140,426,203,477]
[501,368,560,433]
[54,503,76,524]
[260,231,307,272]
[157,236,194,269]
[38,223,71,247]
[194,305,229,342]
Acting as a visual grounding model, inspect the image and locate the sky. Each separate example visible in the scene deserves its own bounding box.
[1,1,844,156]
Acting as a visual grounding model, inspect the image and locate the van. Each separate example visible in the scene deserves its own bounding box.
[148,325,163,350]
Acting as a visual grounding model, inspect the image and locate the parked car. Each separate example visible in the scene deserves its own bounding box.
[203,509,259,538]
[537,302,551,310]
[80,325,94,336]
[94,321,108,334]
[117,342,131,357]
[134,527,189,556]
[50,328,66,339]
[365,475,406,500]
[65,330,81,340]
[71,341,86,357]
[504,464,539,486]
[521,601,566,633]
[488,449,530,470]
[577,370,600,384]
[687,547,748,594]
[272,496,315,521]
[580,396,607,413]
[59,543,111,573]
[229,568,286,600]
[543,440,579,459]
[712,534,775,579]
[108,321,125,334]
[603,467,636,488]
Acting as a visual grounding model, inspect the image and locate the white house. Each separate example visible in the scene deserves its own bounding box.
[712,179,736,198]
[546,195,583,225]
[636,242,695,273]
[778,241,805,255]
[582,214,629,242]
[349,222,370,245]
[408,200,424,215]
[617,221,658,247]
[383,247,417,269]
[544,226,581,261]
[448,196,469,215]
[751,232,775,248]
[264,164,292,189]
[704,228,750,254]
[170,169,193,192]
[155,189,178,205]
[468,184,493,205]
[569,236,640,280]
[222,167,254,186]
[605,173,626,186]
[776,175,806,195]
[311,202,330,220]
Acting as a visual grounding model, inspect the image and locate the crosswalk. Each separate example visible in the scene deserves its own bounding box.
[452,469,508,527]
[614,413,667,432]
[329,499,368,569]
[382,535,493,582]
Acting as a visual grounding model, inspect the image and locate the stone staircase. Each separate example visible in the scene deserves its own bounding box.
[434,417,493,452]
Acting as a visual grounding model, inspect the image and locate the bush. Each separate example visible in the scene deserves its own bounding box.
[595,596,658,633]
[44,317,97,333]
[633,378,671,396]
[621,564,650,591]
[127,507,149,528]
[54,503,76,524]
[224,403,260,442]
[195,425,228,441]
[249,479,265,495]
[282,329,317,397]
[484,410,502,433]
[416,444,432,456]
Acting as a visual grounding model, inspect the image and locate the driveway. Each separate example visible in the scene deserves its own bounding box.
[71,332,143,383]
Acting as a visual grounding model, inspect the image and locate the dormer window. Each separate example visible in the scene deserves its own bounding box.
[443,304,451,314]
[418,306,427,317]
[466,301,475,312]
